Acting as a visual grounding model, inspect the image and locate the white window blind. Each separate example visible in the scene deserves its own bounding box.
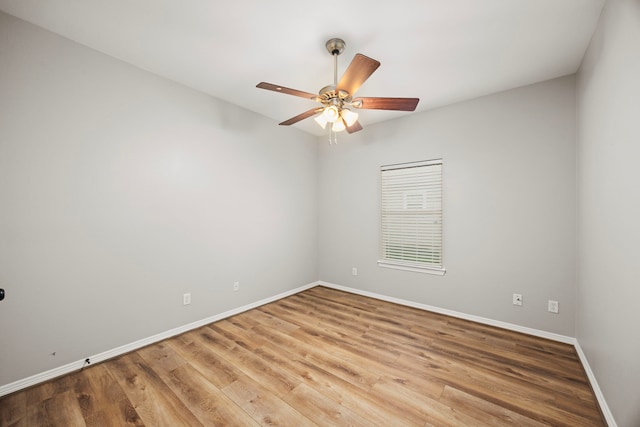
[379,159,445,275]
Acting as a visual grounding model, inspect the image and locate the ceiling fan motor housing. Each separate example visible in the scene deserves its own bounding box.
[325,38,345,56]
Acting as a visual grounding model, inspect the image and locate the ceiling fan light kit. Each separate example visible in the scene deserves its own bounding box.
[256,37,419,143]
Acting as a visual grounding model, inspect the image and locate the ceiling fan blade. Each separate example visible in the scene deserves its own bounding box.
[353,97,419,111]
[257,82,317,100]
[345,120,363,134]
[279,108,321,126]
[336,54,381,96]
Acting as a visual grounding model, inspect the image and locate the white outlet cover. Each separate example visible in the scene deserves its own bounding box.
[183,293,191,305]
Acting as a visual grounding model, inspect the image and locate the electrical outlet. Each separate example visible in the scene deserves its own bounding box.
[512,293,523,306]
[548,300,559,313]
[352,267,358,276]
[183,293,191,305]
[233,281,240,292]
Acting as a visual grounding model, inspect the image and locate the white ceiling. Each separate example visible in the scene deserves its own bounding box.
[0,0,605,136]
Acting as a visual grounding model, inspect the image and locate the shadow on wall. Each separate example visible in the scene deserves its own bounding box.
[355,117,408,147]
[209,97,263,133]
[577,10,604,93]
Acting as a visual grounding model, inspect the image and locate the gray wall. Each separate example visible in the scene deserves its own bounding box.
[577,0,640,425]
[318,76,577,337]
[0,12,318,386]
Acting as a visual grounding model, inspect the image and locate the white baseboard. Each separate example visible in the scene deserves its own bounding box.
[318,281,616,426]
[0,281,319,398]
[318,281,576,344]
[574,342,618,427]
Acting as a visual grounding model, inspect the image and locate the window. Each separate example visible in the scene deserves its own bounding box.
[379,159,445,275]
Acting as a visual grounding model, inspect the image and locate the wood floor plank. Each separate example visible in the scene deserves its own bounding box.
[282,346,422,425]
[137,342,187,375]
[14,401,50,427]
[439,385,549,427]
[284,382,372,426]
[427,335,594,400]
[43,390,87,427]
[200,325,303,398]
[24,374,75,407]
[221,376,316,427]
[0,374,77,427]
[304,287,380,312]
[223,315,425,425]
[259,302,448,400]
[397,350,600,426]
[107,352,202,427]
[73,363,143,427]
[137,339,258,426]
[167,332,241,389]
[234,308,300,334]
[285,294,372,335]
[0,387,26,425]
[372,376,495,427]
[260,308,444,398]
[0,286,606,426]
[164,364,259,426]
[260,301,401,366]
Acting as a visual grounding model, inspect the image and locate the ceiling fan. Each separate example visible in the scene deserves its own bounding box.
[257,38,419,137]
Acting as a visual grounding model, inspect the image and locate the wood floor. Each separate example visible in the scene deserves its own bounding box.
[1,286,605,426]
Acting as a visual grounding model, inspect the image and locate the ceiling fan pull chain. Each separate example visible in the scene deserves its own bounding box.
[329,129,338,145]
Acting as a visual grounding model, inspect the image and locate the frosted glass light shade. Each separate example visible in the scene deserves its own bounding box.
[341,109,358,127]
[314,114,328,129]
[332,118,346,132]
[323,105,340,122]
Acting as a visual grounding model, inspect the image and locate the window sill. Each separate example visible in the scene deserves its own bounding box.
[377,260,446,276]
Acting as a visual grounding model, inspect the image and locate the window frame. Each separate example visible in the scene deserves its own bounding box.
[378,159,446,276]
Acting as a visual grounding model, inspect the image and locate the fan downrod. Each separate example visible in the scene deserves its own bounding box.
[325,38,345,56]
